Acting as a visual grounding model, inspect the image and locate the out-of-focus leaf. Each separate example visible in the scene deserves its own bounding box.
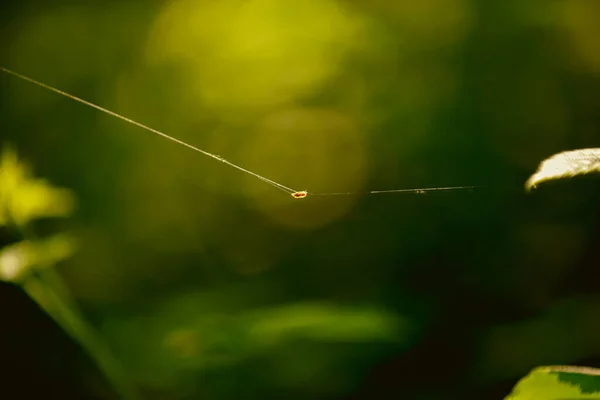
[0,234,75,282]
[245,302,404,347]
[101,296,408,392]
[505,365,600,399]
[0,146,75,227]
[525,148,600,191]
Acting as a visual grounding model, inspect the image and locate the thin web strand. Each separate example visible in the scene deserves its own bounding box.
[0,67,296,195]
[309,185,482,196]
[2,66,483,199]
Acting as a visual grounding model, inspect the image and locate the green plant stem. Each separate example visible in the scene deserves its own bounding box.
[23,269,138,400]
[14,219,137,400]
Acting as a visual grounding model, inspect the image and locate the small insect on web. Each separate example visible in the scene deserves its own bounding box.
[291,191,308,199]
[1,66,482,199]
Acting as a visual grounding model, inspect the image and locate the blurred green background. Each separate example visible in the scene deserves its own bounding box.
[2,0,600,399]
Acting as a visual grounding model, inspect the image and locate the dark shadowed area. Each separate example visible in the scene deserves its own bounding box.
[2,1,600,399]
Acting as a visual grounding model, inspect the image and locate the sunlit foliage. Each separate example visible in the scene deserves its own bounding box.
[0,146,75,281]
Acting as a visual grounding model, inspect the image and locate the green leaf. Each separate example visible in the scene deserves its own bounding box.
[506,365,600,399]
[525,148,600,191]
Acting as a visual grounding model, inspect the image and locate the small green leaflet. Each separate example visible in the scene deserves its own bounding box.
[505,365,600,399]
[526,148,600,191]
